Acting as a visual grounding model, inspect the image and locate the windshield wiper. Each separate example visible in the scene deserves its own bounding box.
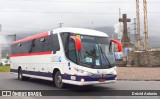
[85,51,97,58]
[99,46,112,67]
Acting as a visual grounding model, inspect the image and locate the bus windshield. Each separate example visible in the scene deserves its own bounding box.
[79,35,115,69]
[60,33,116,69]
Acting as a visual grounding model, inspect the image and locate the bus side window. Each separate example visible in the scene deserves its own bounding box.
[29,39,36,53]
[11,44,17,54]
[19,42,31,54]
[68,38,77,63]
[60,33,69,53]
[40,38,45,42]
[60,33,77,63]
[18,43,22,47]
[49,34,60,54]
[39,37,49,52]
[12,41,32,54]
[17,43,23,54]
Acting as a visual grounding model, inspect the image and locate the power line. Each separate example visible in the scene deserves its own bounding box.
[0,11,119,14]
[7,0,160,4]
[0,44,11,45]
[148,35,160,37]
[1,11,160,14]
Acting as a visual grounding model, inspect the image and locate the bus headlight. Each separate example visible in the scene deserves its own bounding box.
[111,66,117,72]
[113,66,117,71]
[75,68,93,76]
[112,66,117,74]
[83,71,93,76]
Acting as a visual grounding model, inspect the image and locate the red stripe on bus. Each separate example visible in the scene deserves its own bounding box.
[12,32,49,44]
[10,51,52,57]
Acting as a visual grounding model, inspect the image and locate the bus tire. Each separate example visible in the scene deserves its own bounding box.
[18,68,29,81]
[54,71,64,88]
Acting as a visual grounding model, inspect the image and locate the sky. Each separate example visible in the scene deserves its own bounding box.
[0,0,160,46]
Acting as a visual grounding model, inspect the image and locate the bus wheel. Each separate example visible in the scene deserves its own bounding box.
[54,71,64,88]
[18,68,29,81]
[18,68,23,80]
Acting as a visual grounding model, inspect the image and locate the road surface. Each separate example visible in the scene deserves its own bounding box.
[0,72,160,99]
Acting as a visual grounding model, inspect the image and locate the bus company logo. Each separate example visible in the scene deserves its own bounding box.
[68,62,70,66]
[2,91,11,96]
[58,56,62,62]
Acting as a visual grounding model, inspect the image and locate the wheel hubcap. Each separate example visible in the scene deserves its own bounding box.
[57,75,62,85]
[19,73,22,79]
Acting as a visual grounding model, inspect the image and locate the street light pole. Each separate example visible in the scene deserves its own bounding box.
[0,24,2,59]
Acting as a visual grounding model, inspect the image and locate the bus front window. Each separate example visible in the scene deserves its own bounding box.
[79,35,115,69]
[60,33,116,69]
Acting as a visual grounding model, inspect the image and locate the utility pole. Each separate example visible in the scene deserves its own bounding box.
[140,38,145,50]
[133,18,137,46]
[119,8,122,42]
[143,0,149,50]
[0,24,2,59]
[91,21,94,29]
[136,0,141,50]
[59,23,63,28]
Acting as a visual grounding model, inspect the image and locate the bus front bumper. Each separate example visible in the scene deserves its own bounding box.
[62,79,116,86]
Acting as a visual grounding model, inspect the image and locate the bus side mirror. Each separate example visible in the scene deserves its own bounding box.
[110,39,122,52]
[70,36,82,51]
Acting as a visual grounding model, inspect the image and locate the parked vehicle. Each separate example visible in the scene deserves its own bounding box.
[0,58,10,66]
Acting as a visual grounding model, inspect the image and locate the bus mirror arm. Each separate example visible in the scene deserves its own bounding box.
[70,36,82,51]
[110,39,122,52]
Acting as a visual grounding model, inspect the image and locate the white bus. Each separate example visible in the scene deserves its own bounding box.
[10,28,122,88]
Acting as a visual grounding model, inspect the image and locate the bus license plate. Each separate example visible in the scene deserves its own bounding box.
[99,79,105,82]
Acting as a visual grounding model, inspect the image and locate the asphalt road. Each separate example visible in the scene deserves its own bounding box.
[0,72,160,99]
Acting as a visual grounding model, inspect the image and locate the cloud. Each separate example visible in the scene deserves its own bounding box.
[114,22,123,39]
[0,0,160,40]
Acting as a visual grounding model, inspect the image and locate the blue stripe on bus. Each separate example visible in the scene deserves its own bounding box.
[10,69,18,73]
[61,74,116,81]
[10,69,52,78]
[10,69,116,81]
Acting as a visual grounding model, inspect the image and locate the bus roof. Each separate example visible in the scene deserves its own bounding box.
[12,32,48,44]
[53,27,109,37]
[12,28,109,45]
